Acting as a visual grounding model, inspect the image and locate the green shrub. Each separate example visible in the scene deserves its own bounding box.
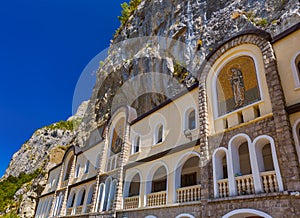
[0,170,41,214]
[114,0,142,37]
[45,120,74,131]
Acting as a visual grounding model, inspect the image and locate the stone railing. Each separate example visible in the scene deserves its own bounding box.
[235,174,254,195]
[75,205,83,215]
[66,208,73,216]
[261,170,278,193]
[176,184,201,203]
[86,204,93,213]
[61,179,69,187]
[124,196,139,209]
[147,191,167,207]
[217,178,229,198]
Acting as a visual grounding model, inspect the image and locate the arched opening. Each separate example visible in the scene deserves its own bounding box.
[107,180,117,211]
[132,136,140,154]
[103,177,112,211]
[85,184,95,213]
[238,142,252,175]
[254,136,283,193]
[230,135,254,196]
[176,155,201,203]
[295,53,300,82]
[222,208,273,218]
[155,125,163,144]
[294,121,300,163]
[180,156,200,187]
[187,109,196,130]
[84,160,90,174]
[64,156,74,181]
[67,192,76,215]
[213,148,229,198]
[96,183,105,212]
[75,189,86,214]
[146,165,167,207]
[128,173,140,197]
[54,193,64,216]
[123,172,141,209]
[75,164,80,178]
[152,166,167,193]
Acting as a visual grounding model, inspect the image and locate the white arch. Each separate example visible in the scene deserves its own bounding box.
[145,161,169,206]
[212,147,230,198]
[95,183,105,212]
[291,50,300,88]
[222,208,273,218]
[293,118,300,163]
[145,216,157,218]
[175,213,195,218]
[174,151,201,201]
[228,133,255,195]
[124,169,142,196]
[253,135,284,192]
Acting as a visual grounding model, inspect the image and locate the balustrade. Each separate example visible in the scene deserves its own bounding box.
[261,170,278,193]
[147,191,166,207]
[217,179,229,197]
[235,174,254,195]
[124,196,139,209]
[176,184,201,203]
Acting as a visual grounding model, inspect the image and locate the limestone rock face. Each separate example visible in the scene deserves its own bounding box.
[0,102,88,217]
[77,0,299,148]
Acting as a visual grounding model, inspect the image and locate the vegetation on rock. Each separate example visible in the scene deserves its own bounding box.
[45,120,74,131]
[115,0,142,36]
[0,170,41,216]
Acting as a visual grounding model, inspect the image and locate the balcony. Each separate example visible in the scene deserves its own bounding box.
[124,196,139,209]
[261,170,278,193]
[66,208,72,215]
[235,174,254,195]
[147,191,166,207]
[86,204,93,213]
[75,205,83,215]
[176,184,201,203]
[217,178,229,198]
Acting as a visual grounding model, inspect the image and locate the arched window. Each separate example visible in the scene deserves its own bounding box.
[84,160,90,174]
[79,190,86,205]
[95,154,101,169]
[64,156,74,181]
[155,125,163,144]
[238,142,252,175]
[293,53,300,86]
[152,166,167,193]
[128,173,140,197]
[180,156,200,187]
[75,165,80,178]
[213,148,229,198]
[67,192,76,208]
[187,109,196,130]
[133,136,140,154]
[96,183,105,212]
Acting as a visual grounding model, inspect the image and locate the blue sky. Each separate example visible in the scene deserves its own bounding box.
[0,0,128,177]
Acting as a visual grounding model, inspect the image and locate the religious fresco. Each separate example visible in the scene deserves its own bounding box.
[110,118,125,155]
[216,56,261,116]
